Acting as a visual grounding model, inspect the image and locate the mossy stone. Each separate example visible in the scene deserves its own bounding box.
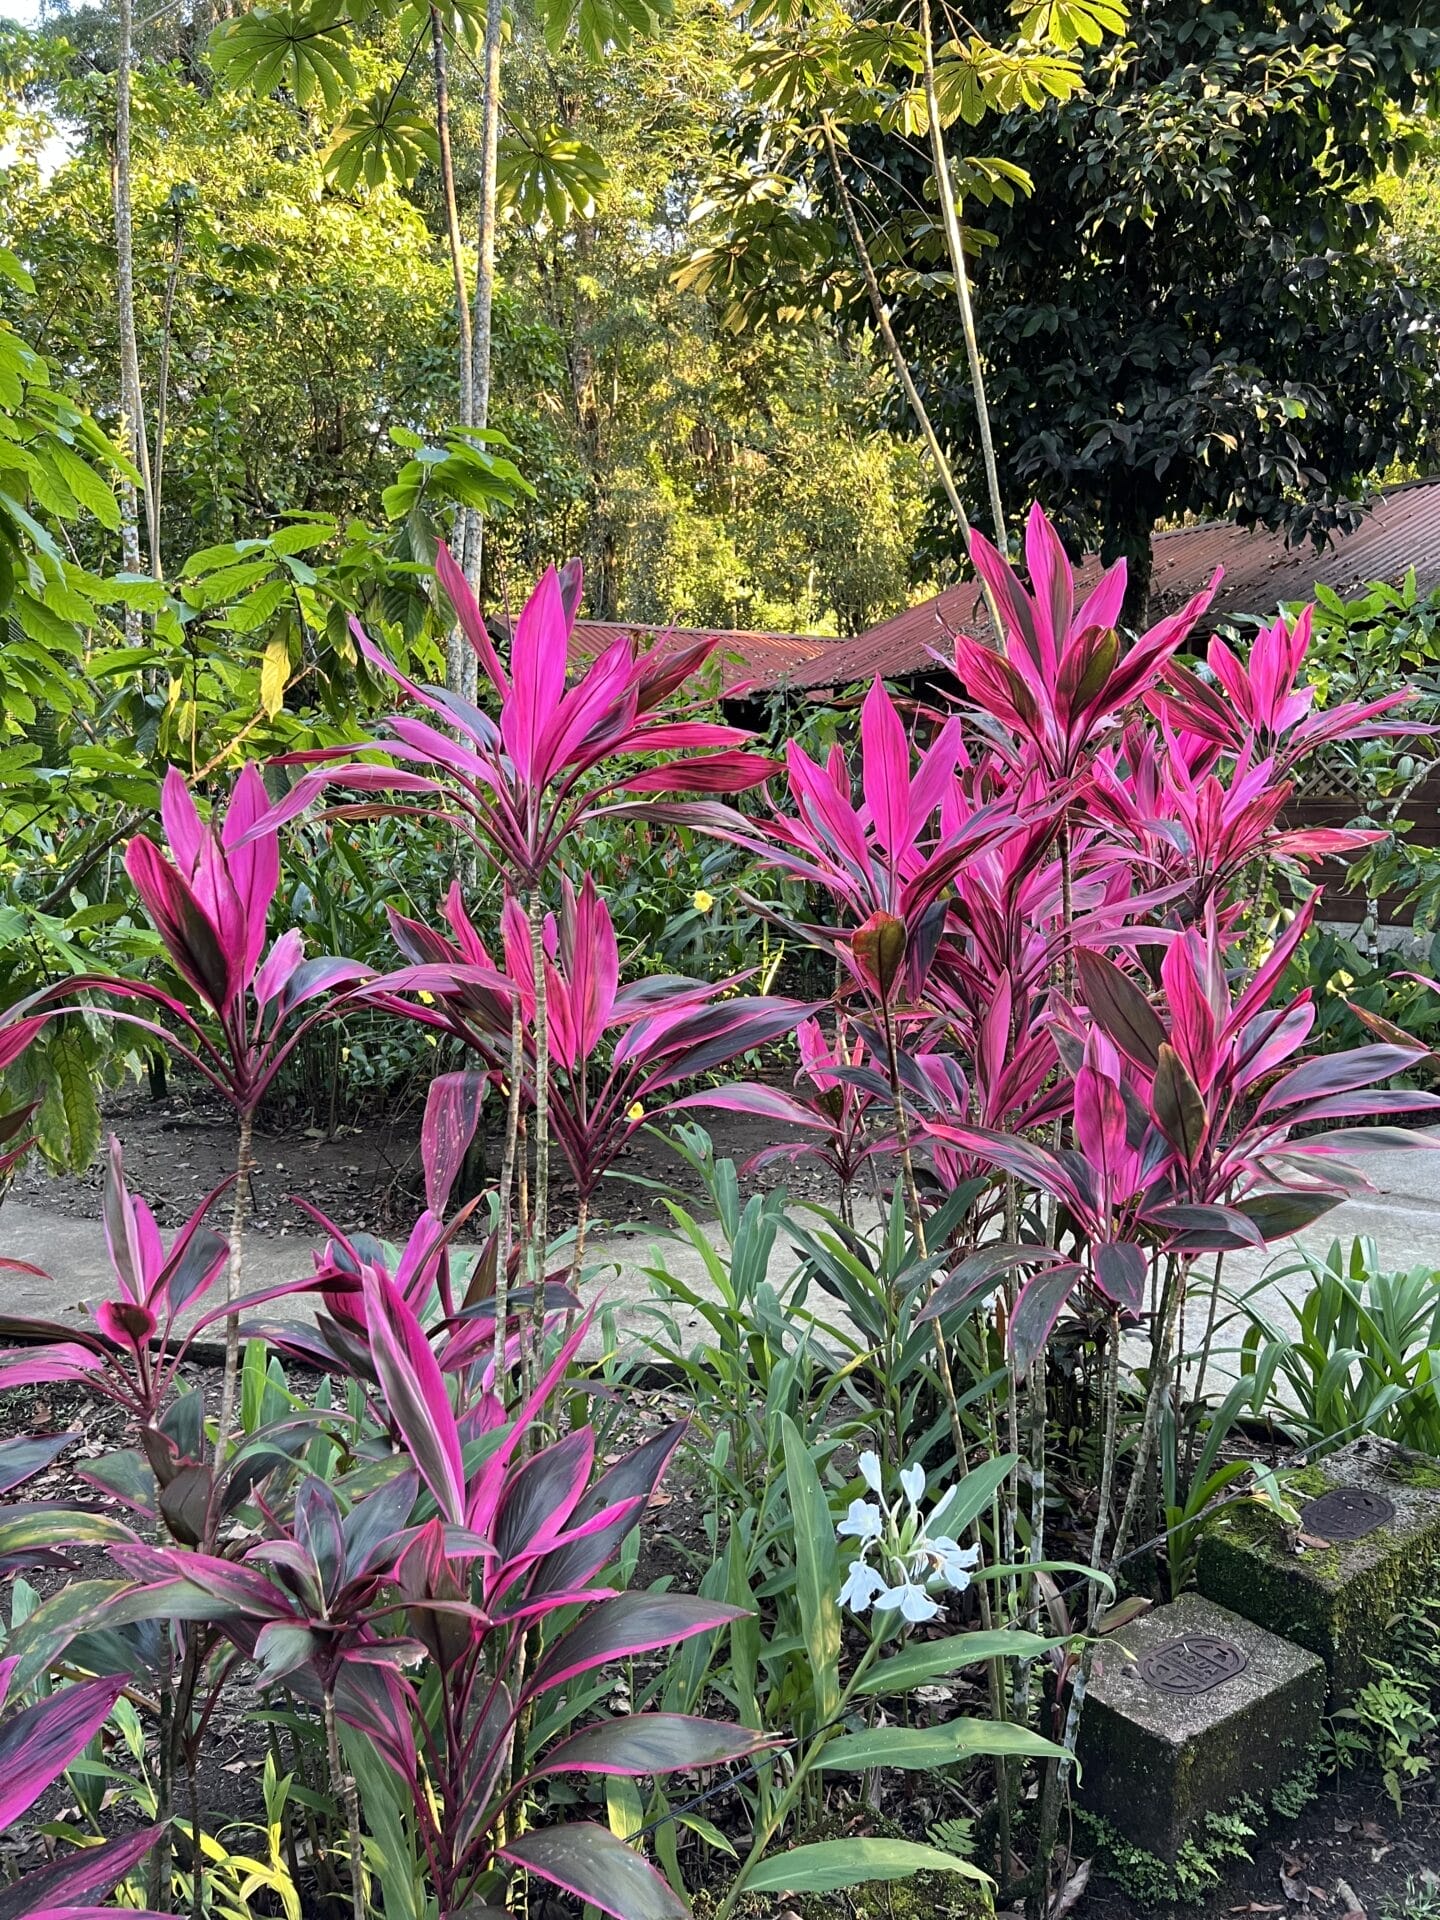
[1076,1593,1325,1864]
[1196,1436,1440,1701]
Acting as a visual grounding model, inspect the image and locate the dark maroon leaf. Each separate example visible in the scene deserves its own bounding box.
[531,1713,775,1779]
[1009,1262,1082,1374]
[1093,1242,1146,1313]
[1076,948,1165,1072]
[499,1823,688,1920]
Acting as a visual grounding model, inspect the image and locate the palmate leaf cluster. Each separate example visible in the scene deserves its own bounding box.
[677,0,1114,334]
[209,0,665,222]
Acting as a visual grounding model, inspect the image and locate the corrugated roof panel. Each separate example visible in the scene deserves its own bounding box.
[771,478,1440,691]
[568,619,831,690]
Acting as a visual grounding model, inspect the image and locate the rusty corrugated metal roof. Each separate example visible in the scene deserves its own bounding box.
[768,477,1440,691]
[568,618,830,691]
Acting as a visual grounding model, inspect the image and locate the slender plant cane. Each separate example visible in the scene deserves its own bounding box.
[1113,1252,1189,1568]
[322,1680,365,1920]
[1026,1311,1121,1916]
[919,0,1006,551]
[208,1110,254,1500]
[524,888,553,1408]
[1183,1250,1228,1485]
[817,114,1004,645]
[491,986,525,1381]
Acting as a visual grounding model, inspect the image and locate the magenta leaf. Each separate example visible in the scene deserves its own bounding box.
[499,1823,688,1920]
[363,1269,466,1524]
[0,1823,164,1920]
[0,1674,127,1830]
[421,1072,487,1217]
[1075,948,1165,1073]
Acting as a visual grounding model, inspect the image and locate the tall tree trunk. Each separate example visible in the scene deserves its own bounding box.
[149,197,185,583]
[819,114,1003,643]
[431,5,479,706]
[919,0,1006,551]
[457,0,503,651]
[1102,494,1157,628]
[113,0,156,579]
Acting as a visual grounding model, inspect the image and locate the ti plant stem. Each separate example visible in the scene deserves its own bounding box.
[492,983,525,1385]
[323,1682,365,1920]
[209,1109,254,1509]
[525,887,552,1414]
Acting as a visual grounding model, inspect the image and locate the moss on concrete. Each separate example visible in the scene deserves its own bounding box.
[1196,1440,1440,1700]
[1078,1747,1321,1910]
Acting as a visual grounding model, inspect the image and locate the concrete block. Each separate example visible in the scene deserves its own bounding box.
[1196,1436,1440,1699]
[1077,1592,1325,1862]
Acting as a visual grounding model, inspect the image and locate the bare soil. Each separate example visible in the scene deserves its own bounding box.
[12,1081,824,1239]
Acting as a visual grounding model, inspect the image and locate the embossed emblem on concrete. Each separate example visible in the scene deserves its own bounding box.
[1138,1633,1248,1696]
[1300,1486,1395,1542]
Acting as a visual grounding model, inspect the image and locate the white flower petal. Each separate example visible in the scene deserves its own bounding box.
[899,1462,926,1506]
[876,1581,942,1624]
[858,1450,883,1494]
[836,1499,884,1543]
[838,1561,889,1613]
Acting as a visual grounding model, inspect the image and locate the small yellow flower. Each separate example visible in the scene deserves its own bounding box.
[692,889,715,914]
[627,1101,645,1123]
[418,989,436,1005]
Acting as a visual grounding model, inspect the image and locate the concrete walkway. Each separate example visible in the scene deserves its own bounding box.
[3,1132,1439,1383]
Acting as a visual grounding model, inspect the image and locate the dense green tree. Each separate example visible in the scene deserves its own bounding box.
[882,4,1440,616]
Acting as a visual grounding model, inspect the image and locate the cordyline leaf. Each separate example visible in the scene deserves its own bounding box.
[1234,1190,1341,1240]
[421,1070,486,1217]
[0,1432,75,1498]
[530,1713,776,1778]
[1076,948,1165,1072]
[532,1421,685,1595]
[1093,1241,1146,1313]
[917,1243,1064,1323]
[0,1822,164,1920]
[1009,1261,1081,1374]
[529,1592,748,1695]
[499,1823,687,1920]
[852,912,907,1000]
[0,1673,127,1829]
[1151,1043,1206,1164]
[363,1268,466,1524]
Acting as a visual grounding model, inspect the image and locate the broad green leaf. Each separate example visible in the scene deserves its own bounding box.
[821,1719,1066,1770]
[743,1838,991,1895]
[780,1413,840,1721]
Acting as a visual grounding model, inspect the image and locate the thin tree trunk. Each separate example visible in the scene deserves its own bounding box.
[920,0,1006,550]
[431,7,474,431]
[149,200,185,581]
[112,0,156,574]
[458,0,504,634]
[819,114,1003,643]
